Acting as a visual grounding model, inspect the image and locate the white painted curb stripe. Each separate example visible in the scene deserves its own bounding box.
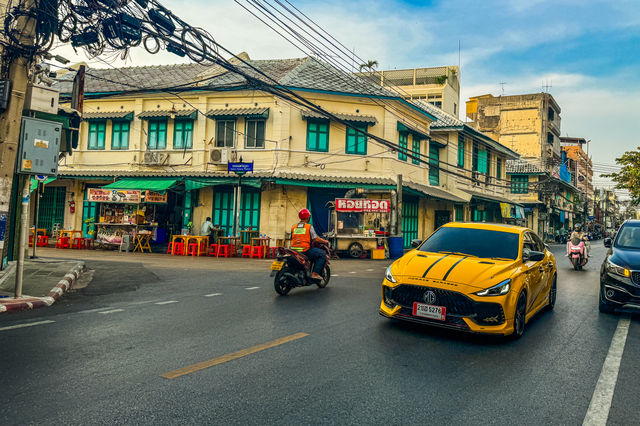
[583,316,631,426]
[99,309,125,314]
[155,301,178,305]
[0,320,55,331]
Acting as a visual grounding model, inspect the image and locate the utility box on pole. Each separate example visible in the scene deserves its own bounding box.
[18,117,61,176]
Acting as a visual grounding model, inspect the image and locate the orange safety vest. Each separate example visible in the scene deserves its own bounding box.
[291,222,312,252]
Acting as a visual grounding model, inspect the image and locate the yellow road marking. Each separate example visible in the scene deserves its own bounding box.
[162,332,309,379]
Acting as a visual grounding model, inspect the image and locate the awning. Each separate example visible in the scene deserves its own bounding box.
[462,189,523,207]
[83,111,134,120]
[30,177,56,193]
[404,181,468,203]
[272,178,390,190]
[397,121,430,141]
[301,110,378,125]
[206,107,269,120]
[137,110,197,120]
[102,178,179,193]
[184,177,262,191]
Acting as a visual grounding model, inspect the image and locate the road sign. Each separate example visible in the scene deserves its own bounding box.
[35,175,47,181]
[228,162,253,174]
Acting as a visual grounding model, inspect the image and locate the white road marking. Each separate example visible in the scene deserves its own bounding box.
[366,269,374,272]
[129,300,163,305]
[79,307,114,314]
[583,315,631,426]
[245,287,260,290]
[332,274,339,277]
[155,301,179,305]
[0,320,55,331]
[204,293,222,297]
[98,309,124,314]
[349,271,356,274]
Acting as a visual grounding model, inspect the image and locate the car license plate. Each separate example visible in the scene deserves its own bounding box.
[270,261,284,271]
[413,302,446,321]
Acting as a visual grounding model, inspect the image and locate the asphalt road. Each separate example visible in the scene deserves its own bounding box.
[0,243,637,425]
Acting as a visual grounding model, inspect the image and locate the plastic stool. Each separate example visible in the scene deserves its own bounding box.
[72,237,85,249]
[269,247,278,258]
[187,243,199,257]
[217,244,231,258]
[55,236,70,249]
[241,245,252,258]
[208,244,218,256]
[166,242,175,254]
[37,235,49,247]
[173,242,184,255]
[250,245,264,259]
[28,235,34,247]
[84,238,95,249]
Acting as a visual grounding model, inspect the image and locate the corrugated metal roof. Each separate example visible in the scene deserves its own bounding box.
[301,110,378,125]
[137,109,197,119]
[506,159,546,175]
[461,189,523,206]
[206,107,269,119]
[404,181,468,203]
[83,111,134,120]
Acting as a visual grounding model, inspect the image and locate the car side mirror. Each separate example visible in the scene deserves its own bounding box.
[410,239,422,248]
[523,250,544,262]
[604,238,612,248]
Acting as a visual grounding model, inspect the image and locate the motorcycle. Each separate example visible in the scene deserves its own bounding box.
[568,237,588,270]
[270,242,331,295]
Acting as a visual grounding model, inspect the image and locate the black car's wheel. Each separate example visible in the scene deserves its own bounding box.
[348,242,364,259]
[599,286,615,314]
[511,291,527,339]
[274,269,291,296]
[316,265,331,288]
[544,276,557,311]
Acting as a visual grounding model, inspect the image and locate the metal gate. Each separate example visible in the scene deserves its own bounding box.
[402,198,419,248]
[38,186,66,233]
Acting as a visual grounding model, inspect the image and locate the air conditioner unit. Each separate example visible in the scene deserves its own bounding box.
[143,152,167,165]
[210,148,236,164]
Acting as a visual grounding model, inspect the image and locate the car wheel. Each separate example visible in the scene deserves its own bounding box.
[348,242,364,259]
[599,286,614,314]
[511,291,527,339]
[544,276,556,311]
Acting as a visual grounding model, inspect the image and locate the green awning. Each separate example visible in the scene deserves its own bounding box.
[102,178,179,193]
[184,177,262,191]
[30,177,56,193]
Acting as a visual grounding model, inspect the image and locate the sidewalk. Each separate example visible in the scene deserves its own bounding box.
[0,258,85,313]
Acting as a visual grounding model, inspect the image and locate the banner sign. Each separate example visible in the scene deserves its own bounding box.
[228,162,253,174]
[144,191,167,204]
[335,198,390,213]
[87,188,141,203]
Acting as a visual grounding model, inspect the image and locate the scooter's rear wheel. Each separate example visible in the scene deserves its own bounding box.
[316,265,331,288]
[274,269,291,295]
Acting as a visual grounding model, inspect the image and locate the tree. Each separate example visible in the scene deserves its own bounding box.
[604,148,640,205]
[358,60,378,72]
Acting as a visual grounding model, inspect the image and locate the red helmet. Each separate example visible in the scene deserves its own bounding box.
[299,208,311,220]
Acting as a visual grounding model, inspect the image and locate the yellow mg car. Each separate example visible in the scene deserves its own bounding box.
[380,223,557,338]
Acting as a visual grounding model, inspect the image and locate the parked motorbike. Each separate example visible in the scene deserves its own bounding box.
[270,242,331,295]
[568,237,588,270]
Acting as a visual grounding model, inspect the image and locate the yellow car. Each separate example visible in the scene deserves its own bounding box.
[380,223,557,338]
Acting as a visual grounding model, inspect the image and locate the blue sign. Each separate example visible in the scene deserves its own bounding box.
[228,162,253,174]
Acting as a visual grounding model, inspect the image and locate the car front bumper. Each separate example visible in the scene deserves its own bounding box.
[601,273,640,310]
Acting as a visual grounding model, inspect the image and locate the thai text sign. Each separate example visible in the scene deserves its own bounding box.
[144,191,167,203]
[88,188,141,203]
[335,198,390,213]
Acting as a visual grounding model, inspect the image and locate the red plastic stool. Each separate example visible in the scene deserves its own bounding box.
[55,236,70,249]
[37,235,49,247]
[72,237,85,249]
[173,242,184,255]
[208,244,218,256]
[166,242,175,254]
[28,235,34,247]
[241,245,252,258]
[269,247,278,258]
[187,243,199,257]
[217,244,231,258]
[250,245,264,259]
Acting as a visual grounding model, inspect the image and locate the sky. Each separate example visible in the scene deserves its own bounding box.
[52,0,640,187]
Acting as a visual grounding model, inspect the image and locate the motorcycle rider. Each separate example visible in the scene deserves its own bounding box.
[291,208,329,280]
[567,223,590,258]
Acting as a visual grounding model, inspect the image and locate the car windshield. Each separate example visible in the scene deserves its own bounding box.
[418,226,520,260]
[614,224,640,249]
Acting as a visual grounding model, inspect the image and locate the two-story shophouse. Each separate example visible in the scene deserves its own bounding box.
[42,55,519,248]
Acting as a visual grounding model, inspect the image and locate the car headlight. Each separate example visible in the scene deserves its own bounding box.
[384,265,397,283]
[475,279,511,297]
[606,259,631,278]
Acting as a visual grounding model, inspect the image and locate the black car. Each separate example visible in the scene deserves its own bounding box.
[600,220,640,313]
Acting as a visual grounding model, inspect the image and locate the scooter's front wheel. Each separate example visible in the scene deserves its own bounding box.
[316,265,331,288]
[274,269,291,295]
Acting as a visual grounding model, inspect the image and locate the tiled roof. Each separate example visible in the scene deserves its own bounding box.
[83,111,134,120]
[506,159,546,175]
[413,100,462,128]
[460,189,523,206]
[206,107,269,118]
[137,109,196,119]
[301,110,378,125]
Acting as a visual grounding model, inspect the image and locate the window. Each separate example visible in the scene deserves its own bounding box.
[548,107,555,121]
[496,157,502,179]
[412,136,421,165]
[511,175,529,194]
[454,103,457,115]
[345,124,367,155]
[457,135,465,167]
[429,142,439,185]
[245,119,266,149]
[111,121,129,150]
[398,132,408,161]
[306,120,329,152]
[88,121,106,150]
[547,132,554,144]
[173,119,193,149]
[148,119,167,150]
[215,120,235,147]
[430,101,442,109]
[475,147,488,174]
[455,205,464,221]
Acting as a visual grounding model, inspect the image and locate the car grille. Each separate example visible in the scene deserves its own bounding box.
[390,284,505,326]
[632,272,640,286]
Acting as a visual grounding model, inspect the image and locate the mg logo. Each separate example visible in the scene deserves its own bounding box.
[423,290,437,305]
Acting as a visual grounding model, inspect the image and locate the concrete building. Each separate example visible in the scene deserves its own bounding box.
[37,55,518,252]
[357,66,460,117]
[466,93,562,173]
[561,137,594,215]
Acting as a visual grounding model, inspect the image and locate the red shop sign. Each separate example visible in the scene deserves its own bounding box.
[335,198,390,213]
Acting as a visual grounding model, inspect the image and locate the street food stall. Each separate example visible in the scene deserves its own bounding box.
[326,198,391,258]
[87,188,163,250]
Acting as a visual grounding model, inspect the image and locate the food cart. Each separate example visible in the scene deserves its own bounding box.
[87,188,162,250]
[326,198,391,258]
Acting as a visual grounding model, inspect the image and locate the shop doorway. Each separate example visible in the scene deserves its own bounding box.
[308,188,345,235]
[402,197,419,248]
[39,186,66,233]
[212,186,261,236]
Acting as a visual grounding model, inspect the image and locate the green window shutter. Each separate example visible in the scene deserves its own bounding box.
[213,189,234,237]
[429,142,440,186]
[88,121,105,150]
[345,125,367,155]
[398,132,408,161]
[111,121,130,150]
[173,119,193,149]
[457,135,465,167]
[148,119,167,150]
[477,148,488,173]
[510,176,529,194]
[412,137,421,165]
[148,120,157,149]
[496,157,502,179]
[402,198,419,248]
[455,205,464,221]
[306,120,329,152]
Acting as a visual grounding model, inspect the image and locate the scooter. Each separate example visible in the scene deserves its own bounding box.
[568,238,588,270]
[270,242,331,295]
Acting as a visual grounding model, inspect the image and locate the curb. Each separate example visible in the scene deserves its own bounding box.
[0,262,85,314]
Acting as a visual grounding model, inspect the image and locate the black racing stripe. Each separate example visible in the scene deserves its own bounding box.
[442,256,468,281]
[422,255,449,278]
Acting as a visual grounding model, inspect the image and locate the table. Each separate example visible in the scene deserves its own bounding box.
[217,236,241,256]
[133,234,152,253]
[59,230,83,243]
[240,230,259,245]
[210,228,224,243]
[251,237,271,259]
[171,235,209,255]
[30,228,47,237]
